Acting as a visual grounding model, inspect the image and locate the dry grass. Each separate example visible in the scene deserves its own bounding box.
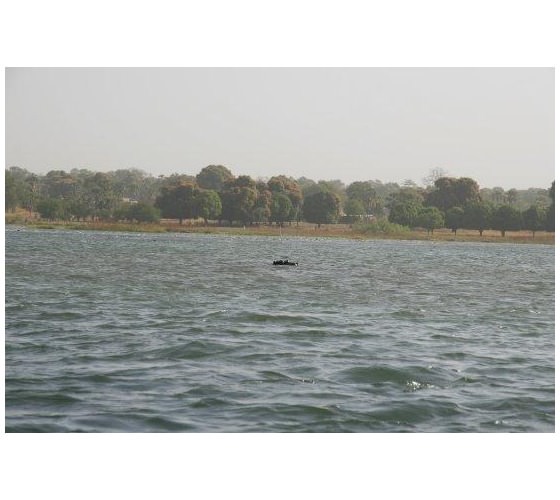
[160,221,554,244]
[7,216,555,244]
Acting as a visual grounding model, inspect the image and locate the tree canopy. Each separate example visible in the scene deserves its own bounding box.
[155,181,198,224]
[195,165,234,192]
[425,177,481,211]
[5,166,555,236]
[302,190,340,227]
[492,205,523,237]
[463,201,494,236]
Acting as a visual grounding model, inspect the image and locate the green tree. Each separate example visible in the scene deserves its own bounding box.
[302,190,340,227]
[270,192,294,225]
[401,179,418,188]
[386,187,425,212]
[252,182,272,224]
[481,186,551,211]
[297,177,319,197]
[109,168,161,203]
[67,198,91,221]
[36,198,67,221]
[268,175,303,222]
[523,187,552,210]
[492,205,522,237]
[42,170,78,199]
[126,202,161,223]
[445,206,465,235]
[523,205,546,238]
[425,177,480,211]
[5,169,20,212]
[415,206,444,234]
[155,181,198,224]
[346,181,380,216]
[344,198,366,222]
[220,175,258,225]
[369,180,401,207]
[195,189,222,225]
[196,165,234,192]
[82,172,116,220]
[463,201,494,236]
[545,181,554,232]
[25,173,40,215]
[490,187,506,205]
[506,188,518,206]
[388,201,422,227]
[5,167,33,212]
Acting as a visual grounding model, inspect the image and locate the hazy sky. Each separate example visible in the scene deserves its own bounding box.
[5,67,554,189]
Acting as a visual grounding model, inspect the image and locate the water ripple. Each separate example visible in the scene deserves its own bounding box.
[5,228,555,432]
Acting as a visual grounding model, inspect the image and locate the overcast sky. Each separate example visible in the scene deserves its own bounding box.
[5,67,554,190]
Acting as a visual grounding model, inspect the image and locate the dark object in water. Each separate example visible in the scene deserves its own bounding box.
[273,259,298,266]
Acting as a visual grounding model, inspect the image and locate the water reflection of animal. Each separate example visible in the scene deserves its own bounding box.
[272,259,298,266]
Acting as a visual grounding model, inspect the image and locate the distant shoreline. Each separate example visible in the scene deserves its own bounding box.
[6,220,555,245]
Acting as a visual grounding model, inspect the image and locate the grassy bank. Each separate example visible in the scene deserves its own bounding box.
[6,213,555,244]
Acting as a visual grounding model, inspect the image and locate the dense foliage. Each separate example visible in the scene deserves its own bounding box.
[5,165,555,236]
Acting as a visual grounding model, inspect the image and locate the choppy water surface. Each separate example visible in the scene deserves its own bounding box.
[5,227,555,432]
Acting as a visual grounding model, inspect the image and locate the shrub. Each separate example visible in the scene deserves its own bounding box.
[353,218,410,234]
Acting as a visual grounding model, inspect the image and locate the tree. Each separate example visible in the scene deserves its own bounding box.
[25,173,40,215]
[386,187,425,212]
[317,180,346,206]
[302,190,340,227]
[5,169,20,212]
[491,187,507,205]
[385,186,425,226]
[252,182,272,224]
[5,167,33,212]
[422,167,448,187]
[415,207,444,234]
[344,198,366,222]
[267,175,303,222]
[481,186,551,211]
[506,188,518,206]
[523,205,546,238]
[108,168,161,203]
[67,198,91,221]
[369,180,401,204]
[296,177,318,196]
[220,175,258,225]
[445,206,464,235]
[388,200,422,227]
[463,201,493,236]
[36,198,67,221]
[401,179,419,188]
[126,202,161,223]
[195,189,222,225]
[492,205,522,237]
[545,181,554,232]
[425,177,480,212]
[82,172,117,220]
[42,170,78,199]
[346,181,380,216]
[196,165,234,192]
[155,181,198,224]
[270,192,294,225]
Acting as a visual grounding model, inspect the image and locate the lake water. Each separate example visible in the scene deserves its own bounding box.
[4,226,555,432]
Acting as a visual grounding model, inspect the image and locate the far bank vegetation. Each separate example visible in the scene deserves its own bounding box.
[5,165,555,243]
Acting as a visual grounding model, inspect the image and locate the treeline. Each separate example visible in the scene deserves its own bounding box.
[4,165,555,236]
